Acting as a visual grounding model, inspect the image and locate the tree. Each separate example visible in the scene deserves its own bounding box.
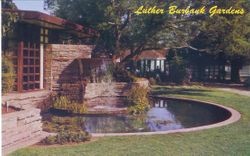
[44,0,202,62]
[191,0,250,82]
[2,0,18,37]
[2,0,19,53]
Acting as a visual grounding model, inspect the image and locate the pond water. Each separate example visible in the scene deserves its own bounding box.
[48,98,231,133]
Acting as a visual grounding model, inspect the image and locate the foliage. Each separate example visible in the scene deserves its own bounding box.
[168,52,188,84]
[191,0,250,82]
[42,116,91,145]
[42,131,91,145]
[45,0,200,61]
[52,96,87,114]
[244,77,250,88]
[2,0,18,37]
[2,56,15,94]
[127,85,150,115]
[68,103,88,114]
[113,65,139,82]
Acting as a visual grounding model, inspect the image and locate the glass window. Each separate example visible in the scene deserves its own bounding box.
[151,60,155,71]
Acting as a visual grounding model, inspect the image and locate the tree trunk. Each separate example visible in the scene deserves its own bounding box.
[231,59,242,83]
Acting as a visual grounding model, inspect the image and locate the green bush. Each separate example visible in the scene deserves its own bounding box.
[2,56,15,94]
[52,96,87,114]
[53,96,70,110]
[69,103,88,114]
[127,85,150,115]
[168,55,188,84]
[42,131,91,145]
[244,77,250,88]
[42,116,91,145]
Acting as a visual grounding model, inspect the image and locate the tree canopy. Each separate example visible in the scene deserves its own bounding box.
[190,0,250,82]
[44,0,204,61]
[2,0,18,37]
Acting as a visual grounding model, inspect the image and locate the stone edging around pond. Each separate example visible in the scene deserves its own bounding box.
[91,96,241,137]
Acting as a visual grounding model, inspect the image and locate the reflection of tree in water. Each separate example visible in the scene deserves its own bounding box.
[83,115,149,133]
[163,100,229,128]
[83,116,129,133]
[146,107,183,131]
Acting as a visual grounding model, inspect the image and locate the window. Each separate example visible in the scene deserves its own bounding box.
[17,42,40,92]
[40,28,48,44]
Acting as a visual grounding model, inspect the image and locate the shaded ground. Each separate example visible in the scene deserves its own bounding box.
[10,86,250,156]
[216,88,250,97]
[2,106,20,114]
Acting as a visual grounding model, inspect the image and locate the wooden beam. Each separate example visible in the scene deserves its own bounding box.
[17,41,24,92]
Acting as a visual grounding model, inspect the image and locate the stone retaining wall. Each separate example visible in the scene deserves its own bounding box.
[2,90,51,111]
[44,44,93,91]
[2,108,44,155]
[84,79,149,100]
[2,90,52,155]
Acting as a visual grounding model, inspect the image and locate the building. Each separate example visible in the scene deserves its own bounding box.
[2,9,98,93]
[115,48,249,83]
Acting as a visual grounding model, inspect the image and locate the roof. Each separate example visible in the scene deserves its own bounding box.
[3,9,99,38]
[115,49,168,61]
[135,49,168,60]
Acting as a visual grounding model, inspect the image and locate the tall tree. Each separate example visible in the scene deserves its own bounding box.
[2,0,18,37]
[191,0,250,82]
[2,0,19,52]
[44,0,202,61]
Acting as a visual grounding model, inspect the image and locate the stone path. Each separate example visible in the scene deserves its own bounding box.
[216,88,250,97]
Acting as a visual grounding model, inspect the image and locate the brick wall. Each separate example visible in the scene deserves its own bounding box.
[44,44,93,92]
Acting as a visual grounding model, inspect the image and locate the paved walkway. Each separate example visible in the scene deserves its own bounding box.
[216,88,250,97]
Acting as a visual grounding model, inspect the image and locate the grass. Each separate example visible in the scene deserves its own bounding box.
[10,85,250,156]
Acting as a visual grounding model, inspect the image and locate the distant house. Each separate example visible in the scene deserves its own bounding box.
[240,65,250,80]
[115,48,249,83]
[114,49,168,78]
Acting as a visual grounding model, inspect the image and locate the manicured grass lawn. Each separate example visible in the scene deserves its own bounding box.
[10,86,250,156]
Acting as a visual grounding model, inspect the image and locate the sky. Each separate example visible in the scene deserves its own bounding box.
[13,0,49,14]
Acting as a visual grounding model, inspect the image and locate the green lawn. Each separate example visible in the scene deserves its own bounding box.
[10,86,250,156]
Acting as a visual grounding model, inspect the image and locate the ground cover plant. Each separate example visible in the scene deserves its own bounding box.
[42,116,91,145]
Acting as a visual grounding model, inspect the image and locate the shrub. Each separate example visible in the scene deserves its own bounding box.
[69,103,88,114]
[113,65,132,82]
[53,96,70,110]
[52,96,87,114]
[168,55,188,84]
[244,77,250,88]
[2,56,15,94]
[42,131,91,145]
[127,85,150,115]
[42,116,91,145]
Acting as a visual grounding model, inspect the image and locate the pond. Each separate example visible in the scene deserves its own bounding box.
[47,98,231,133]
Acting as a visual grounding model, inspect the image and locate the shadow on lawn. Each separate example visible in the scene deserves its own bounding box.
[151,87,211,97]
